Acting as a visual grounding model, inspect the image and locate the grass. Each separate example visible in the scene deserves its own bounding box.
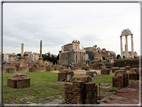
[3,71,133,104]
[3,71,64,104]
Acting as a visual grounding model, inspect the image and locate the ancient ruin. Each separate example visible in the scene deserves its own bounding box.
[111,67,119,73]
[120,29,134,59]
[125,66,131,70]
[7,73,30,88]
[129,68,139,80]
[112,70,128,87]
[58,69,74,82]
[58,40,88,66]
[64,75,97,104]
[86,71,97,77]
[6,68,14,73]
[101,63,110,75]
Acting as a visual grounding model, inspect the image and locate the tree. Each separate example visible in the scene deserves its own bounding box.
[57,54,59,60]
[24,54,28,56]
[17,53,21,56]
[117,54,121,59]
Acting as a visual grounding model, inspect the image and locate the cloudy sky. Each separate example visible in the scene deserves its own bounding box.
[3,3,140,56]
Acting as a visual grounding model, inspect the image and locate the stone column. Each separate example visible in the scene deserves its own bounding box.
[40,40,42,58]
[131,34,134,58]
[39,40,43,66]
[21,43,24,57]
[120,36,123,59]
[125,35,128,58]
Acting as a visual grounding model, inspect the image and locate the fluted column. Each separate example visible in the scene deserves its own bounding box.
[131,34,134,58]
[120,36,123,59]
[125,35,128,58]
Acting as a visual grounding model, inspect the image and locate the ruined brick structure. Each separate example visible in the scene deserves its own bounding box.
[125,66,131,70]
[29,68,36,72]
[112,70,128,87]
[59,40,88,66]
[129,68,139,80]
[7,73,30,88]
[86,71,97,77]
[64,75,97,104]
[6,68,14,73]
[111,67,119,73]
[58,69,74,82]
[46,66,54,71]
[84,45,116,63]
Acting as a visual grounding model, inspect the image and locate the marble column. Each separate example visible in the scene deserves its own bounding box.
[131,34,134,58]
[21,43,24,57]
[40,40,42,58]
[120,36,123,59]
[125,35,128,58]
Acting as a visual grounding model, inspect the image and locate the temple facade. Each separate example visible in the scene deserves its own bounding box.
[59,40,88,66]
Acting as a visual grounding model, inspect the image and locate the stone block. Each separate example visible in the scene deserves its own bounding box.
[46,67,54,71]
[86,71,97,77]
[111,67,119,73]
[7,73,30,88]
[113,70,128,87]
[64,77,97,104]
[101,69,110,75]
[125,66,131,70]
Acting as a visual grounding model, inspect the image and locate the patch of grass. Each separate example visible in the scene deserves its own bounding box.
[3,71,64,104]
[93,74,114,85]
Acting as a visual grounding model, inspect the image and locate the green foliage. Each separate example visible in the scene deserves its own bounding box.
[17,53,21,56]
[2,62,6,65]
[23,54,28,56]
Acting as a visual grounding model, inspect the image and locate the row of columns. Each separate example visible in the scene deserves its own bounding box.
[74,51,85,63]
[120,34,134,59]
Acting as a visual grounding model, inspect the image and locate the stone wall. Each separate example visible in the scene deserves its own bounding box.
[46,67,54,71]
[113,59,139,68]
[36,66,46,71]
[29,68,36,72]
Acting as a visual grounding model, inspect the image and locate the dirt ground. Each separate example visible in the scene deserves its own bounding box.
[101,80,140,104]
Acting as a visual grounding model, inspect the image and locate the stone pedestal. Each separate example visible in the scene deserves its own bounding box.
[113,70,128,87]
[38,57,43,65]
[111,67,119,73]
[125,66,131,70]
[7,73,30,88]
[64,75,97,104]
[19,57,25,64]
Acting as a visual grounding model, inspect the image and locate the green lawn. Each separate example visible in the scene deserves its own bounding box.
[3,71,64,104]
[3,71,129,104]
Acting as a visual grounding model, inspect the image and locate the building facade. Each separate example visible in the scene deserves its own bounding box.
[59,40,88,66]
[84,45,116,63]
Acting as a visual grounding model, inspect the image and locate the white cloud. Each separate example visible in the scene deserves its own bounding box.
[3,3,140,56]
